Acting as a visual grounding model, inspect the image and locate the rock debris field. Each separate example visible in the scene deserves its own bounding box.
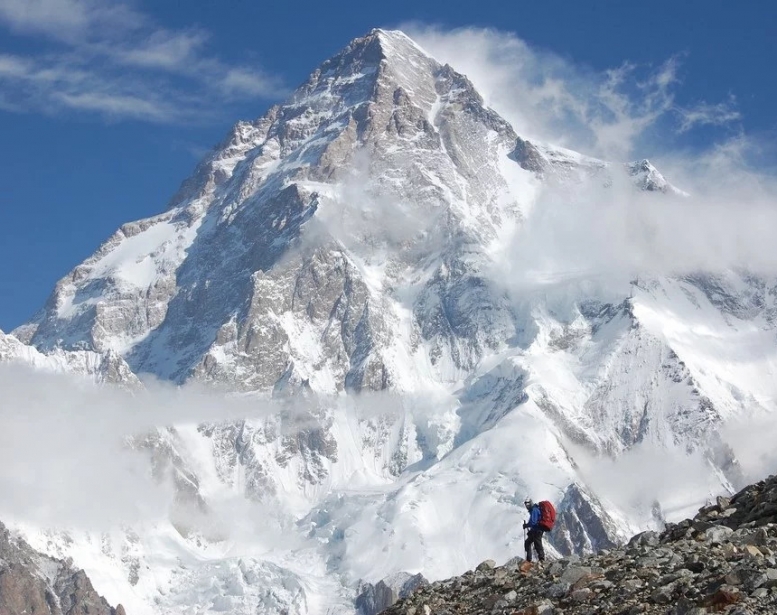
[381,474,777,615]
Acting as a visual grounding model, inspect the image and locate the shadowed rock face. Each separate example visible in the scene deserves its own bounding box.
[552,484,621,556]
[509,138,547,174]
[381,474,777,615]
[0,521,125,615]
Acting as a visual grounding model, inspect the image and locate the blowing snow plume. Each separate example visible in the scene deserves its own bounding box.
[406,25,742,161]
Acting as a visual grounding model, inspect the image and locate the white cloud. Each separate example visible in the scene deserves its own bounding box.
[0,52,31,76]
[0,50,190,122]
[0,0,284,123]
[488,161,777,293]
[677,95,742,133]
[220,66,285,97]
[114,28,210,71]
[573,440,726,524]
[719,409,777,484]
[306,149,445,257]
[54,90,178,122]
[0,363,296,529]
[0,360,453,536]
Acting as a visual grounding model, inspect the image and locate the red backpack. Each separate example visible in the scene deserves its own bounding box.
[538,500,556,531]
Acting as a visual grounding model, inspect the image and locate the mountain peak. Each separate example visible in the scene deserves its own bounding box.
[307,27,438,90]
[369,28,432,59]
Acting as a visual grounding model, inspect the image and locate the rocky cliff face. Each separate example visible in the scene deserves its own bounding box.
[382,474,777,615]
[0,521,125,615]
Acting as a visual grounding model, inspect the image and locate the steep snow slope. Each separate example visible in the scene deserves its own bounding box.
[7,28,777,615]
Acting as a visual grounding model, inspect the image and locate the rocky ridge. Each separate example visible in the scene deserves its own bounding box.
[381,474,777,615]
[0,328,140,386]
[0,521,125,615]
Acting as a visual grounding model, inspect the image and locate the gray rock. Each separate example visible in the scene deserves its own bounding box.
[545,583,570,598]
[534,601,555,614]
[476,559,496,571]
[705,525,734,544]
[570,587,593,601]
[628,531,660,548]
[560,565,592,585]
[650,584,674,604]
[620,579,645,593]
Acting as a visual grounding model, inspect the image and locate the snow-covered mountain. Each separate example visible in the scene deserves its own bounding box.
[5,28,777,615]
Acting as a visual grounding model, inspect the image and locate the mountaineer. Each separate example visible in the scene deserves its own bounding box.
[523,497,556,564]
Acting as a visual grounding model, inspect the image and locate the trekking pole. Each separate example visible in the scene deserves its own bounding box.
[523,524,528,563]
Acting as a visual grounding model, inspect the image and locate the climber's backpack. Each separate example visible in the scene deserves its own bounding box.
[538,500,556,531]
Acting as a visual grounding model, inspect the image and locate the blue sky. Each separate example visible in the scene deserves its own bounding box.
[0,0,775,331]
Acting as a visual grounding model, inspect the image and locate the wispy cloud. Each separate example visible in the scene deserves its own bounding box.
[0,0,139,41]
[676,95,741,133]
[113,29,210,71]
[54,90,179,122]
[0,0,285,123]
[405,25,741,161]
[0,361,439,529]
